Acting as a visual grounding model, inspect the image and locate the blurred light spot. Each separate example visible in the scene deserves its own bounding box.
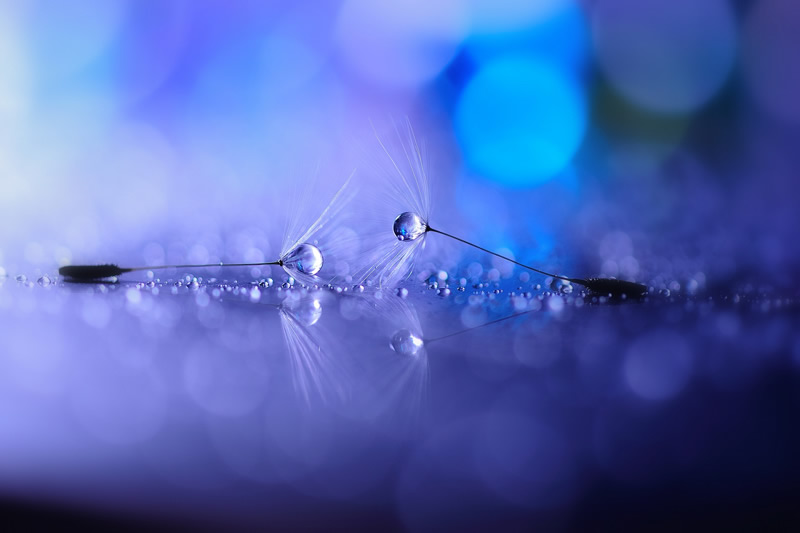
[743,0,800,123]
[592,0,736,113]
[23,0,125,83]
[490,248,515,278]
[335,0,468,87]
[259,10,330,95]
[466,0,586,71]
[467,0,572,34]
[548,295,564,313]
[455,56,586,186]
[460,304,488,328]
[0,8,31,119]
[624,330,692,401]
[599,231,633,260]
[112,0,189,104]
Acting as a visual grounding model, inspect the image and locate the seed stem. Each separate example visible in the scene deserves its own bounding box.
[426,226,580,283]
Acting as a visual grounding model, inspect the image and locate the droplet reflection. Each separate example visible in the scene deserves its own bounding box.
[390,328,425,356]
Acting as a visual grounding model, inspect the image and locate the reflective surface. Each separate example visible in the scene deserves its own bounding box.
[0,271,798,529]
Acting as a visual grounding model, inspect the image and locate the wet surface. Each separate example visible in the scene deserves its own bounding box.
[1,268,798,530]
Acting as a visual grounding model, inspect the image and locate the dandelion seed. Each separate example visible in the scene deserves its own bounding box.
[367,120,648,299]
[59,172,356,284]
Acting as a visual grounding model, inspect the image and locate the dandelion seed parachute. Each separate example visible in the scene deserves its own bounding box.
[362,120,648,299]
[350,118,435,288]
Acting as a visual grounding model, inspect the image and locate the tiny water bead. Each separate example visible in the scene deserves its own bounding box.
[390,329,425,357]
[393,212,427,242]
[281,243,323,276]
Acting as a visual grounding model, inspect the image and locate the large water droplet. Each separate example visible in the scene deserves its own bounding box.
[393,212,427,241]
[390,329,424,356]
[282,243,323,276]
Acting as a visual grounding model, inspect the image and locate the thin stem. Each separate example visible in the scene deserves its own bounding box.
[426,227,580,283]
[126,261,281,272]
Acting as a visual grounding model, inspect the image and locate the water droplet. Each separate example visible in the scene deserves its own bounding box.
[390,329,424,356]
[282,243,323,276]
[15,274,27,283]
[438,288,451,297]
[396,287,408,298]
[37,275,51,287]
[393,212,427,241]
[249,287,261,302]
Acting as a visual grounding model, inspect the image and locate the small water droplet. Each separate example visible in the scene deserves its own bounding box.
[390,329,424,356]
[249,287,261,302]
[15,274,27,283]
[37,275,51,287]
[438,288,451,297]
[396,287,409,298]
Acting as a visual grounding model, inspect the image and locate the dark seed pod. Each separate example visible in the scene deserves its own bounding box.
[59,264,130,281]
[579,278,648,298]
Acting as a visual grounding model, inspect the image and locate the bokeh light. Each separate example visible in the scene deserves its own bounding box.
[335,0,468,87]
[455,56,586,186]
[742,0,800,123]
[591,0,736,114]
